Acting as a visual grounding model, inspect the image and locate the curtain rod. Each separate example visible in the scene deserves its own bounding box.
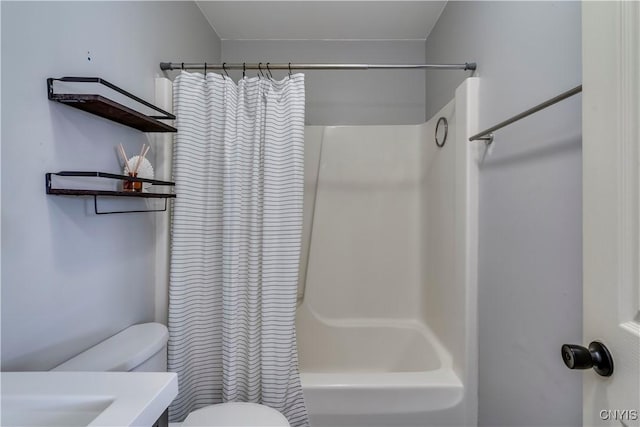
[159,62,477,71]
[469,85,583,144]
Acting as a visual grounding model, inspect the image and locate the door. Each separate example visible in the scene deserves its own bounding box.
[582,1,640,425]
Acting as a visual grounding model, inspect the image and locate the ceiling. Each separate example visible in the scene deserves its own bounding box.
[196,1,447,40]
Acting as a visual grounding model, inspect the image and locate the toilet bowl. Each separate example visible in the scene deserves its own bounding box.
[182,402,290,427]
[53,323,290,427]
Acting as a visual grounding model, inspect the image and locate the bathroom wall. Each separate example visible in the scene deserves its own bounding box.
[424,2,582,426]
[221,40,426,125]
[1,1,220,370]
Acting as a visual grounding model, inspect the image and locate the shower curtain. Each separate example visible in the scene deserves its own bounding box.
[168,71,309,427]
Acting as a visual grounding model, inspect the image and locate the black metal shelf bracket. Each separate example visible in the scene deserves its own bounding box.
[93,196,168,215]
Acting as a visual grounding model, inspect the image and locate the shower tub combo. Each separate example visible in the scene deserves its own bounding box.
[152,76,480,426]
[296,78,480,427]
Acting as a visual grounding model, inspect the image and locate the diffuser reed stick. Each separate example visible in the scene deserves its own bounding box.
[118,143,131,173]
[133,144,146,174]
[132,143,152,174]
[135,145,151,174]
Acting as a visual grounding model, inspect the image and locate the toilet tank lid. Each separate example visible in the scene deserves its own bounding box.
[52,323,168,372]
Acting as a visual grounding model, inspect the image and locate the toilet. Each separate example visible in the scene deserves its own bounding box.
[52,323,290,427]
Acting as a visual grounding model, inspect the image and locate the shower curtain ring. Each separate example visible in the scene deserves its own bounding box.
[204,62,207,77]
[266,63,273,80]
[181,62,184,70]
[243,63,246,79]
[288,63,292,79]
[222,62,230,80]
[258,63,264,79]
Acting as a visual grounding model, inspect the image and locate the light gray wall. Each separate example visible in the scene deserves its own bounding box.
[221,40,426,125]
[424,2,582,426]
[1,1,220,371]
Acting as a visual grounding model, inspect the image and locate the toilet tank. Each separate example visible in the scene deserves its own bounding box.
[52,323,169,372]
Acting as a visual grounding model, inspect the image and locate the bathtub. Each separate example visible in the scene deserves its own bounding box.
[297,307,465,427]
[296,78,479,426]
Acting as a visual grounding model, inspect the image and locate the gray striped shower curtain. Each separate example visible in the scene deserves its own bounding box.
[168,71,309,427]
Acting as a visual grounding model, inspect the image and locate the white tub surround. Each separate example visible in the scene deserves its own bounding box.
[296,78,479,427]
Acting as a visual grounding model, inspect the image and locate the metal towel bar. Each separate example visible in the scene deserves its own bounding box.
[469,85,582,144]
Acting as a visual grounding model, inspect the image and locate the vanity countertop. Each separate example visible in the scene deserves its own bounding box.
[1,371,178,427]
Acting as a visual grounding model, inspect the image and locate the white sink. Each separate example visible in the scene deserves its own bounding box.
[1,395,114,426]
[1,372,178,427]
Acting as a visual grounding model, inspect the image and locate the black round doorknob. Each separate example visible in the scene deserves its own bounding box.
[561,341,614,377]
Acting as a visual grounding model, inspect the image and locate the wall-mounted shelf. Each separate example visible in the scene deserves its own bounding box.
[46,171,176,215]
[47,77,177,133]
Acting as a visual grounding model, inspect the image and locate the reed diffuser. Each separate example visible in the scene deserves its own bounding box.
[118,143,150,192]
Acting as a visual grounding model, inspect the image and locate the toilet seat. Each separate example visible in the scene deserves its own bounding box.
[182,402,290,427]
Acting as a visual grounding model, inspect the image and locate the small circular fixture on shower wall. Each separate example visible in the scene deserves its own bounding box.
[435,117,448,148]
[435,117,449,148]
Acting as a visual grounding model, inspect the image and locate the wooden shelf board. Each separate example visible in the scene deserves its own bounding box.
[51,94,177,133]
[47,188,176,198]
